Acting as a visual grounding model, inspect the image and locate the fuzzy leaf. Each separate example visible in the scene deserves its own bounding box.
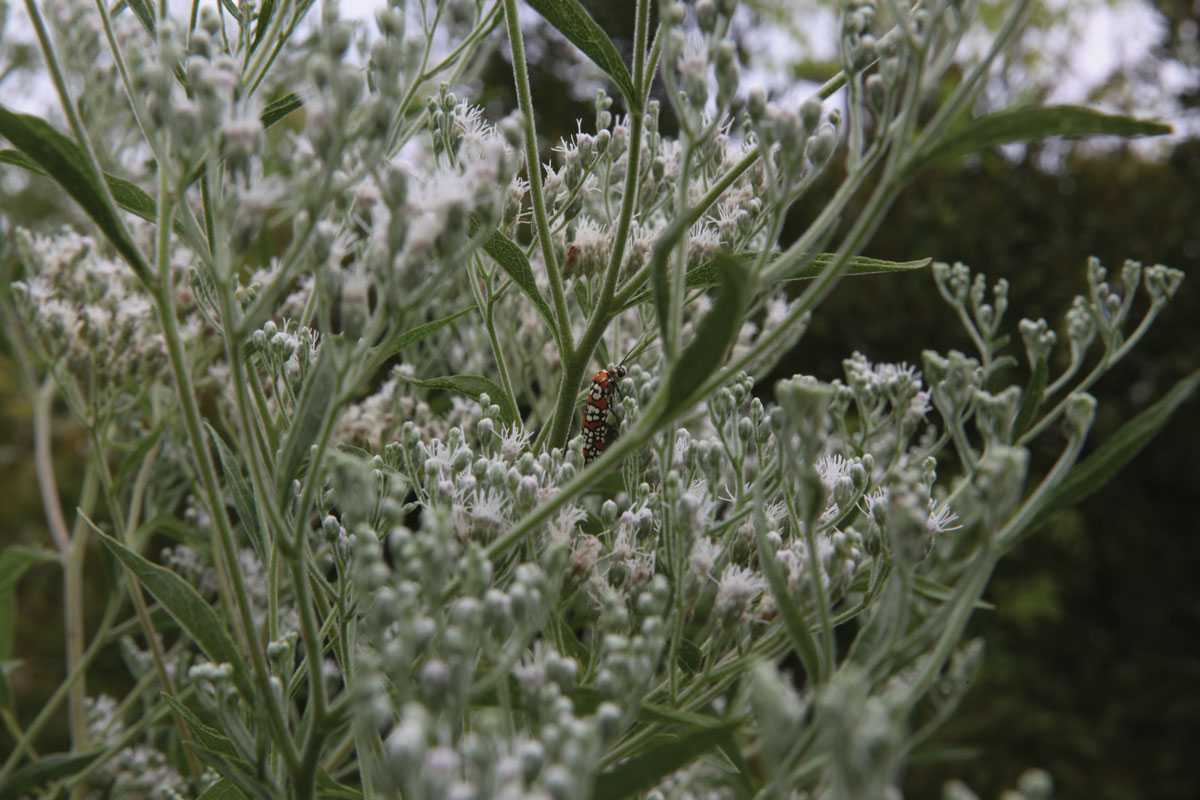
[1012,355,1049,439]
[366,306,475,376]
[197,780,250,800]
[112,0,156,34]
[526,0,638,108]
[915,105,1172,170]
[97,533,248,691]
[662,252,750,415]
[206,423,264,558]
[692,253,930,288]
[0,545,57,596]
[592,720,743,799]
[399,373,519,425]
[622,253,928,312]
[316,773,363,799]
[275,344,339,498]
[0,106,144,269]
[913,575,995,611]
[1034,369,1200,526]
[161,695,273,798]
[481,229,558,336]
[251,0,278,53]
[0,545,57,706]
[0,751,103,800]
[753,500,823,682]
[162,694,250,764]
[261,92,303,129]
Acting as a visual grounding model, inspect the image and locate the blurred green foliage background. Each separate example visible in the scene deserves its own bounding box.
[2,1,1198,796]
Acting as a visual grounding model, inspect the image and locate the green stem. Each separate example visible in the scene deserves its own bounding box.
[63,467,97,776]
[491,132,902,562]
[543,0,651,449]
[0,593,122,782]
[501,0,573,355]
[21,0,153,283]
[152,156,298,771]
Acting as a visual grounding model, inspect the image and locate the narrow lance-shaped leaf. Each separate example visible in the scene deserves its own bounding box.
[661,252,751,417]
[111,0,156,34]
[0,106,144,271]
[0,751,104,800]
[96,533,250,694]
[0,546,58,706]
[365,305,475,377]
[913,105,1172,172]
[260,92,303,129]
[752,493,823,683]
[251,0,278,54]
[197,780,250,800]
[160,695,273,799]
[0,545,58,596]
[275,343,340,499]
[592,720,744,799]
[525,0,639,109]
[398,373,519,426]
[206,423,265,559]
[161,695,247,764]
[622,253,929,312]
[1012,354,1049,439]
[480,228,559,337]
[2,90,303,225]
[1032,369,1200,527]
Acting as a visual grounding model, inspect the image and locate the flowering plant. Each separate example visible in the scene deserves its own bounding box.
[0,1,1191,798]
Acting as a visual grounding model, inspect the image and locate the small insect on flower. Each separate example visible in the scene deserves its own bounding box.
[582,365,626,463]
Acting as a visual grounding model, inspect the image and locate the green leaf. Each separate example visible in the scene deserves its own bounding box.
[162,695,271,799]
[1033,369,1200,527]
[621,253,928,312]
[593,720,743,799]
[1012,355,1049,439]
[96,533,248,692]
[162,695,246,763]
[0,545,57,597]
[914,105,1172,171]
[1,147,158,223]
[913,575,995,611]
[110,0,157,34]
[0,751,103,800]
[398,373,519,426]
[316,772,363,799]
[197,780,250,800]
[753,499,823,683]
[0,545,57,703]
[662,252,751,415]
[275,344,340,498]
[526,0,639,108]
[206,423,264,558]
[0,660,19,709]
[261,92,303,129]
[366,306,475,376]
[481,229,558,336]
[3,87,301,227]
[694,253,929,289]
[251,0,278,53]
[0,105,144,269]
